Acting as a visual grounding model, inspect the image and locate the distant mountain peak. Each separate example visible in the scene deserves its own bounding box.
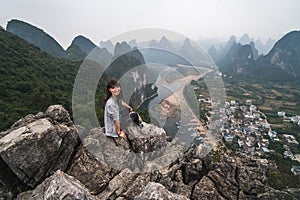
[261,30,300,76]
[129,39,137,48]
[254,38,276,55]
[66,35,113,63]
[99,40,115,54]
[216,30,300,81]
[72,35,93,43]
[238,33,252,45]
[182,38,192,48]
[114,41,132,57]
[160,36,168,42]
[6,19,65,57]
[228,35,237,44]
[158,36,173,50]
[71,35,96,54]
[149,39,158,47]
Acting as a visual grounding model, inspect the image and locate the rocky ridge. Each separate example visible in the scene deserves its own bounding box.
[0,105,299,199]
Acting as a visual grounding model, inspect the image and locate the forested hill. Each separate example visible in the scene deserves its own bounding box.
[0,28,80,131]
[0,28,147,131]
[6,19,66,57]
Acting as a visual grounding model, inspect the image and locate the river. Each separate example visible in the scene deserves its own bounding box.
[138,66,209,148]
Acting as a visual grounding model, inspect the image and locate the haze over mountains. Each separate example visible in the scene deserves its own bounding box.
[5,19,300,83]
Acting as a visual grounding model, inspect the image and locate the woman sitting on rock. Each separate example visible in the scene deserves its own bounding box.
[104,79,132,141]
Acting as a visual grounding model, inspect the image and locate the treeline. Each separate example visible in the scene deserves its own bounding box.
[0,29,80,131]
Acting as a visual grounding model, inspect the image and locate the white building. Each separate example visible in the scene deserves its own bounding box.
[250,105,257,112]
[253,112,260,119]
[245,100,252,106]
[230,100,236,106]
[277,111,286,117]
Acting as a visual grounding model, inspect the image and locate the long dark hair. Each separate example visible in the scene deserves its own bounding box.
[104,79,122,104]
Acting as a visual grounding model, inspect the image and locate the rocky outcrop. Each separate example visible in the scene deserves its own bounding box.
[193,154,300,200]
[66,146,113,195]
[0,105,80,196]
[258,188,300,200]
[126,123,167,153]
[97,168,139,199]
[135,182,189,200]
[81,124,184,175]
[16,170,94,200]
[1,105,299,199]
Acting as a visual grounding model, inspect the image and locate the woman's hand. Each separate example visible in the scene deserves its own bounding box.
[128,106,133,112]
[119,130,127,140]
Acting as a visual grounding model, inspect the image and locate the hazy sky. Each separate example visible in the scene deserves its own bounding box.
[1,0,299,49]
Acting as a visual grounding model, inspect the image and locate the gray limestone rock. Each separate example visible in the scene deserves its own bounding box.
[0,117,79,187]
[134,182,189,200]
[1,104,300,199]
[16,170,95,200]
[0,105,80,197]
[126,123,167,153]
[66,146,113,195]
[97,168,138,200]
[192,176,225,200]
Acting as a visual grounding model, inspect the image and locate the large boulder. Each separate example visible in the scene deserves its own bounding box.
[126,123,167,153]
[97,168,138,199]
[66,146,113,195]
[192,176,225,200]
[81,122,171,173]
[134,182,189,200]
[192,155,269,199]
[121,175,151,198]
[0,105,80,196]
[206,157,240,199]
[16,170,95,200]
[81,127,142,172]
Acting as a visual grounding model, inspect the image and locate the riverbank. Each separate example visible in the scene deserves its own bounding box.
[162,73,219,150]
[136,92,158,109]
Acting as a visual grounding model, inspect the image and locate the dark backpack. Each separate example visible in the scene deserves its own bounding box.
[121,109,144,128]
[129,112,143,127]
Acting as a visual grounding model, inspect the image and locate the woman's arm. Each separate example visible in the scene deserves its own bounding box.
[114,120,127,139]
[121,100,132,112]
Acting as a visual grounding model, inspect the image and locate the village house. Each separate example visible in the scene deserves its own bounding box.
[277,111,286,117]
[245,99,252,106]
[291,165,300,175]
[283,134,299,146]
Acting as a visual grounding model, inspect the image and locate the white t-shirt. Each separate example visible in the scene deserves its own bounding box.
[104,97,120,137]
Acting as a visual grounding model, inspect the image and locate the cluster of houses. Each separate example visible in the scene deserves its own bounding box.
[220,100,299,156]
[197,93,300,174]
[220,99,273,155]
[278,111,300,126]
[217,99,300,174]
